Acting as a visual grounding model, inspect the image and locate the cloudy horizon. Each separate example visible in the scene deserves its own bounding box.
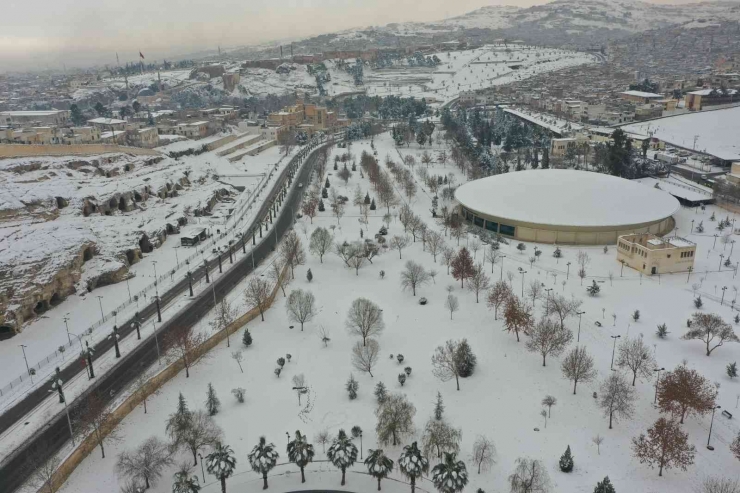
[1,0,734,72]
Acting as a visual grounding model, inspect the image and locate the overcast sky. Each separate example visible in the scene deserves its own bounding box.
[0,0,723,72]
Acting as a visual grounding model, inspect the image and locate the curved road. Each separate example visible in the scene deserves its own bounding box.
[0,138,327,493]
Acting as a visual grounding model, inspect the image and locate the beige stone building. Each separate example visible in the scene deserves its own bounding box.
[616,233,695,275]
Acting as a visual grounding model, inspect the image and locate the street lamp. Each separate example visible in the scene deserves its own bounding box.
[576,311,585,342]
[721,286,728,305]
[610,335,621,370]
[714,234,719,249]
[19,344,32,381]
[96,295,105,319]
[566,262,571,280]
[198,453,205,482]
[187,271,194,297]
[63,314,71,345]
[707,405,721,450]
[499,255,506,281]
[519,269,527,297]
[49,367,75,445]
[544,288,553,313]
[653,367,665,404]
[720,254,725,272]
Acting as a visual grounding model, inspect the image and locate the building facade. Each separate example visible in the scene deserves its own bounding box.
[616,233,695,275]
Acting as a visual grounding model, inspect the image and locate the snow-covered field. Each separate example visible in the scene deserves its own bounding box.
[50,130,740,493]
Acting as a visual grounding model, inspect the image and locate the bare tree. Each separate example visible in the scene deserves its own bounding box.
[75,393,121,458]
[389,235,411,260]
[487,281,512,320]
[231,351,244,373]
[212,298,237,346]
[561,346,597,394]
[525,318,573,366]
[470,435,496,474]
[484,245,501,274]
[616,336,657,386]
[330,188,345,225]
[445,294,460,320]
[309,227,333,263]
[698,477,740,493]
[508,457,552,493]
[469,238,481,259]
[401,260,431,296]
[346,297,385,346]
[375,393,416,446]
[632,417,696,477]
[503,295,534,342]
[408,215,424,242]
[131,369,159,415]
[281,230,306,279]
[166,325,207,379]
[315,429,332,454]
[286,289,316,331]
[684,312,739,356]
[244,277,272,322]
[318,325,331,347]
[25,444,61,493]
[592,435,604,455]
[526,280,543,308]
[116,436,173,489]
[292,373,307,405]
[427,231,445,262]
[545,294,582,330]
[422,418,462,459]
[468,264,490,303]
[432,339,464,391]
[352,339,380,377]
[178,410,223,466]
[269,260,289,297]
[599,373,636,429]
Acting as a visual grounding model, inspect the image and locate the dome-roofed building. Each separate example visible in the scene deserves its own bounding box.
[454,169,680,245]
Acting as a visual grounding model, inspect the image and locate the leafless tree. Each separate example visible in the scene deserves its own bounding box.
[315,429,332,454]
[131,369,159,414]
[432,339,464,391]
[503,295,534,342]
[599,373,636,429]
[318,325,331,347]
[389,235,411,260]
[632,417,695,477]
[292,373,306,405]
[25,444,61,493]
[269,260,289,297]
[684,312,739,356]
[116,436,173,489]
[309,227,333,263]
[526,280,544,308]
[231,351,244,373]
[244,277,272,322]
[576,250,590,270]
[442,247,455,274]
[445,294,460,320]
[75,393,121,458]
[212,298,237,346]
[280,230,306,279]
[345,243,369,275]
[470,435,496,474]
[616,336,657,385]
[508,457,552,493]
[507,271,515,288]
[165,325,207,379]
[698,477,740,493]
[429,269,438,284]
[377,175,399,213]
[561,346,597,394]
[286,289,316,330]
[178,410,223,466]
[422,418,462,459]
[525,318,573,366]
[545,294,583,330]
[469,238,481,259]
[484,245,501,274]
[487,281,512,320]
[352,339,380,377]
[375,393,416,446]
[427,231,446,263]
[468,264,490,303]
[346,297,385,346]
[592,435,604,455]
[401,260,432,296]
[408,215,424,242]
[398,204,415,232]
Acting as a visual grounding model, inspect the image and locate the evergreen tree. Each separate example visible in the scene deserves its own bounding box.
[242,328,253,347]
[594,476,616,493]
[587,280,600,297]
[205,383,220,416]
[374,381,388,404]
[398,442,429,493]
[287,430,315,483]
[455,339,477,378]
[70,104,85,126]
[559,445,574,472]
[172,466,201,493]
[306,268,313,282]
[728,362,738,379]
[346,374,359,400]
[434,391,445,420]
[364,192,371,205]
[370,199,376,210]
[166,393,193,448]
[247,437,279,490]
[327,430,358,486]
[365,449,394,491]
[205,442,236,493]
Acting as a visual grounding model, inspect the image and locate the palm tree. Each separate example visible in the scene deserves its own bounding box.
[398,442,429,493]
[365,448,394,491]
[431,452,468,493]
[287,430,315,483]
[172,464,201,493]
[248,436,279,490]
[205,442,237,493]
[327,429,358,486]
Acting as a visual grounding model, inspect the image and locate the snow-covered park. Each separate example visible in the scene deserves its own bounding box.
[36,129,740,493]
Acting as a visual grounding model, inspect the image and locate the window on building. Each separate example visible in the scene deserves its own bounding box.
[474,216,484,228]
[485,220,498,232]
[499,224,516,237]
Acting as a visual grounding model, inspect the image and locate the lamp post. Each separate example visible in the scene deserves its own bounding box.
[653,367,665,404]
[610,335,621,370]
[566,262,571,280]
[155,294,162,323]
[153,322,161,366]
[721,286,728,306]
[63,315,71,345]
[110,325,121,358]
[49,367,75,445]
[500,255,506,281]
[198,453,205,482]
[187,271,194,296]
[174,245,181,268]
[687,265,692,283]
[732,240,737,258]
[125,276,132,301]
[520,269,527,297]
[576,311,585,342]
[707,405,721,450]
[545,288,553,313]
[620,259,626,277]
[19,344,32,381]
[691,219,694,233]
[719,254,725,272]
[714,234,718,249]
[96,296,105,319]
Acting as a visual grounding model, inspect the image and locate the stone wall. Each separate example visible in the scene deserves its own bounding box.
[0,144,161,159]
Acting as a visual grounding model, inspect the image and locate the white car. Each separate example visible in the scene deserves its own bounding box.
[298,183,304,189]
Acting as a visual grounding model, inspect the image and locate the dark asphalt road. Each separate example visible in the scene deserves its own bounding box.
[0,138,326,493]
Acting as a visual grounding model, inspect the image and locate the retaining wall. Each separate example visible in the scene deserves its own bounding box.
[0,144,161,159]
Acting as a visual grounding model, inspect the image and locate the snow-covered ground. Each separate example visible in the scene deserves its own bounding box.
[51,130,740,493]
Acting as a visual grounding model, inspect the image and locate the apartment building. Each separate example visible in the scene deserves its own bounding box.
[0,110,70,126]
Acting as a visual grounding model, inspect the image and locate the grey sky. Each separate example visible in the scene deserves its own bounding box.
[0,0,713,71]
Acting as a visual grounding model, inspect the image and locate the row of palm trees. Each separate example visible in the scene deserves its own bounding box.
[171,430,469,492]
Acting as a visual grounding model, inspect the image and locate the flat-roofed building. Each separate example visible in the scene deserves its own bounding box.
[0,110,69,126]
[619,90,663,104]
[617,233,695,275]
